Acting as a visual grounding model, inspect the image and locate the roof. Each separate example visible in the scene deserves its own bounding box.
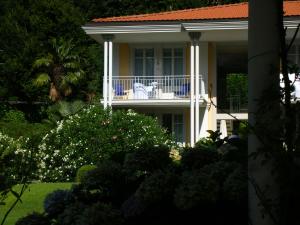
[92,1,300,23]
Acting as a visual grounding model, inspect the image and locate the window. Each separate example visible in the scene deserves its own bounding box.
[134,48,154,78]
[162,113,184,143]
[287,45,300,67]
[163,48,184,76]
[174,114,184,143]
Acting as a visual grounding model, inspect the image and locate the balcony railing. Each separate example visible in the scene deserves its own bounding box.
[109,75,195,100]
[218,95,248,113]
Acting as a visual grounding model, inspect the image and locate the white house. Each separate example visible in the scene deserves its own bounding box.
[83,1,300,146]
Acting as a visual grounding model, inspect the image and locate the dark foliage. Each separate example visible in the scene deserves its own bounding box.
[15,212,50,225]
[44,189,74,218]
[80,161,126,204]
[18,137,247,225]
[180,147,220,170]
[123,144,172,179]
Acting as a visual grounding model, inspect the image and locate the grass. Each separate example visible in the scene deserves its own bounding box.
[0,182,72,225]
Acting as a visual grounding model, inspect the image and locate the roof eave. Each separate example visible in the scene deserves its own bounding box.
[82,17,300,35]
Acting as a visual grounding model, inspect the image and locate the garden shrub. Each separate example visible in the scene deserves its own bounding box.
[36,105,171,181]
[174,170,220,210]
[76,165,97,182]
[223,166,247,204]
[199,161,240,185]
[0,132,32,183]
[15,212,50,225]
[135,170,178,206]
[57,202,123,225]
[56,202,87,225]
[180,147,220,170]
[44,189,74,218]
[80,160,128,204]
[123,144,172,180]
[78,203,123,225]
[23,134,247,225]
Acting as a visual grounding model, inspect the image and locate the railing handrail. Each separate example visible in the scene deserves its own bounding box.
[111,75,191,79]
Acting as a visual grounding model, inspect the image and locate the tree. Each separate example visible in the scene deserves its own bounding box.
[33,38,85,102]
[0,0,99,102]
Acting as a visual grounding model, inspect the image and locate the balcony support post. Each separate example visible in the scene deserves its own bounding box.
[102,34,115,109]
[190,42,195,147]
[108,40,113,107]
[189,32,201,147]
[103,41,108,109]
[195,41,200,142]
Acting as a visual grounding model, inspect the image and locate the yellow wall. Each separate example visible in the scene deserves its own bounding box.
[208,42,217,131]
[119,43,130,76]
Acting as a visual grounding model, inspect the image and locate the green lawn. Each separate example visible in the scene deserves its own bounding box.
[0,182,72,225]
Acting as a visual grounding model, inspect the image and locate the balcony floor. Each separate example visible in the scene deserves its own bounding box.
[102,98,206,107]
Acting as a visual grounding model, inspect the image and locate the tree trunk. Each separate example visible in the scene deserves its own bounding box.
[248,0,282,225]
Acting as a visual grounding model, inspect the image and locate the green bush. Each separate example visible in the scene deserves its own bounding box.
[0,132,32,183]
[0,121,52,147]
[36,105,171,181]
[1,109,26,123]
[76,165,97,183]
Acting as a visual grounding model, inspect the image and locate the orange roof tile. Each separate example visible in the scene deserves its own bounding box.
[92,1,300,23]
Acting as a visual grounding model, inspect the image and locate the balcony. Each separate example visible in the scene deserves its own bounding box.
[112,75,192,100]
[102,75,205,106]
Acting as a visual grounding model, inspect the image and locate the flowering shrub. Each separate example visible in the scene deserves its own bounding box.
[0,132,32,183]
[37,105,172,181]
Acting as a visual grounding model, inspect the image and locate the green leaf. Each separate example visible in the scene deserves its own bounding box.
[63,62,79,69]
[33,55,53,68]
[34,73,50,87]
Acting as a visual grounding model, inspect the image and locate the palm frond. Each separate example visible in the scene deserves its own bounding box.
[63,62,80,69]
[33,55,53,68]
[33,73,50,87]
[65,71,84,84]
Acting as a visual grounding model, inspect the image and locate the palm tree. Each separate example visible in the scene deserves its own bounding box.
[33,38,85,102]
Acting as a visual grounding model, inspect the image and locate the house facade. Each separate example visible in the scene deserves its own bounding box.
[83,1,300,146]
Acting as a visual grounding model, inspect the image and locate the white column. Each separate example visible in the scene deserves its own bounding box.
[190,43,195,147]
[103,41,108,109]
[108,40,113,107]
[195,41,200,142]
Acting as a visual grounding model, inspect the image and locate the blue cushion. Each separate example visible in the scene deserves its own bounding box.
[114,84,125,96]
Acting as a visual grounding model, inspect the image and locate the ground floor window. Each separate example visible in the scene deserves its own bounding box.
[162,113,184,143]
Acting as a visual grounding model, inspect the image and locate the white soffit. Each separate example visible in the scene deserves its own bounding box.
[82,24,182,34]
[182,21,248,31]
